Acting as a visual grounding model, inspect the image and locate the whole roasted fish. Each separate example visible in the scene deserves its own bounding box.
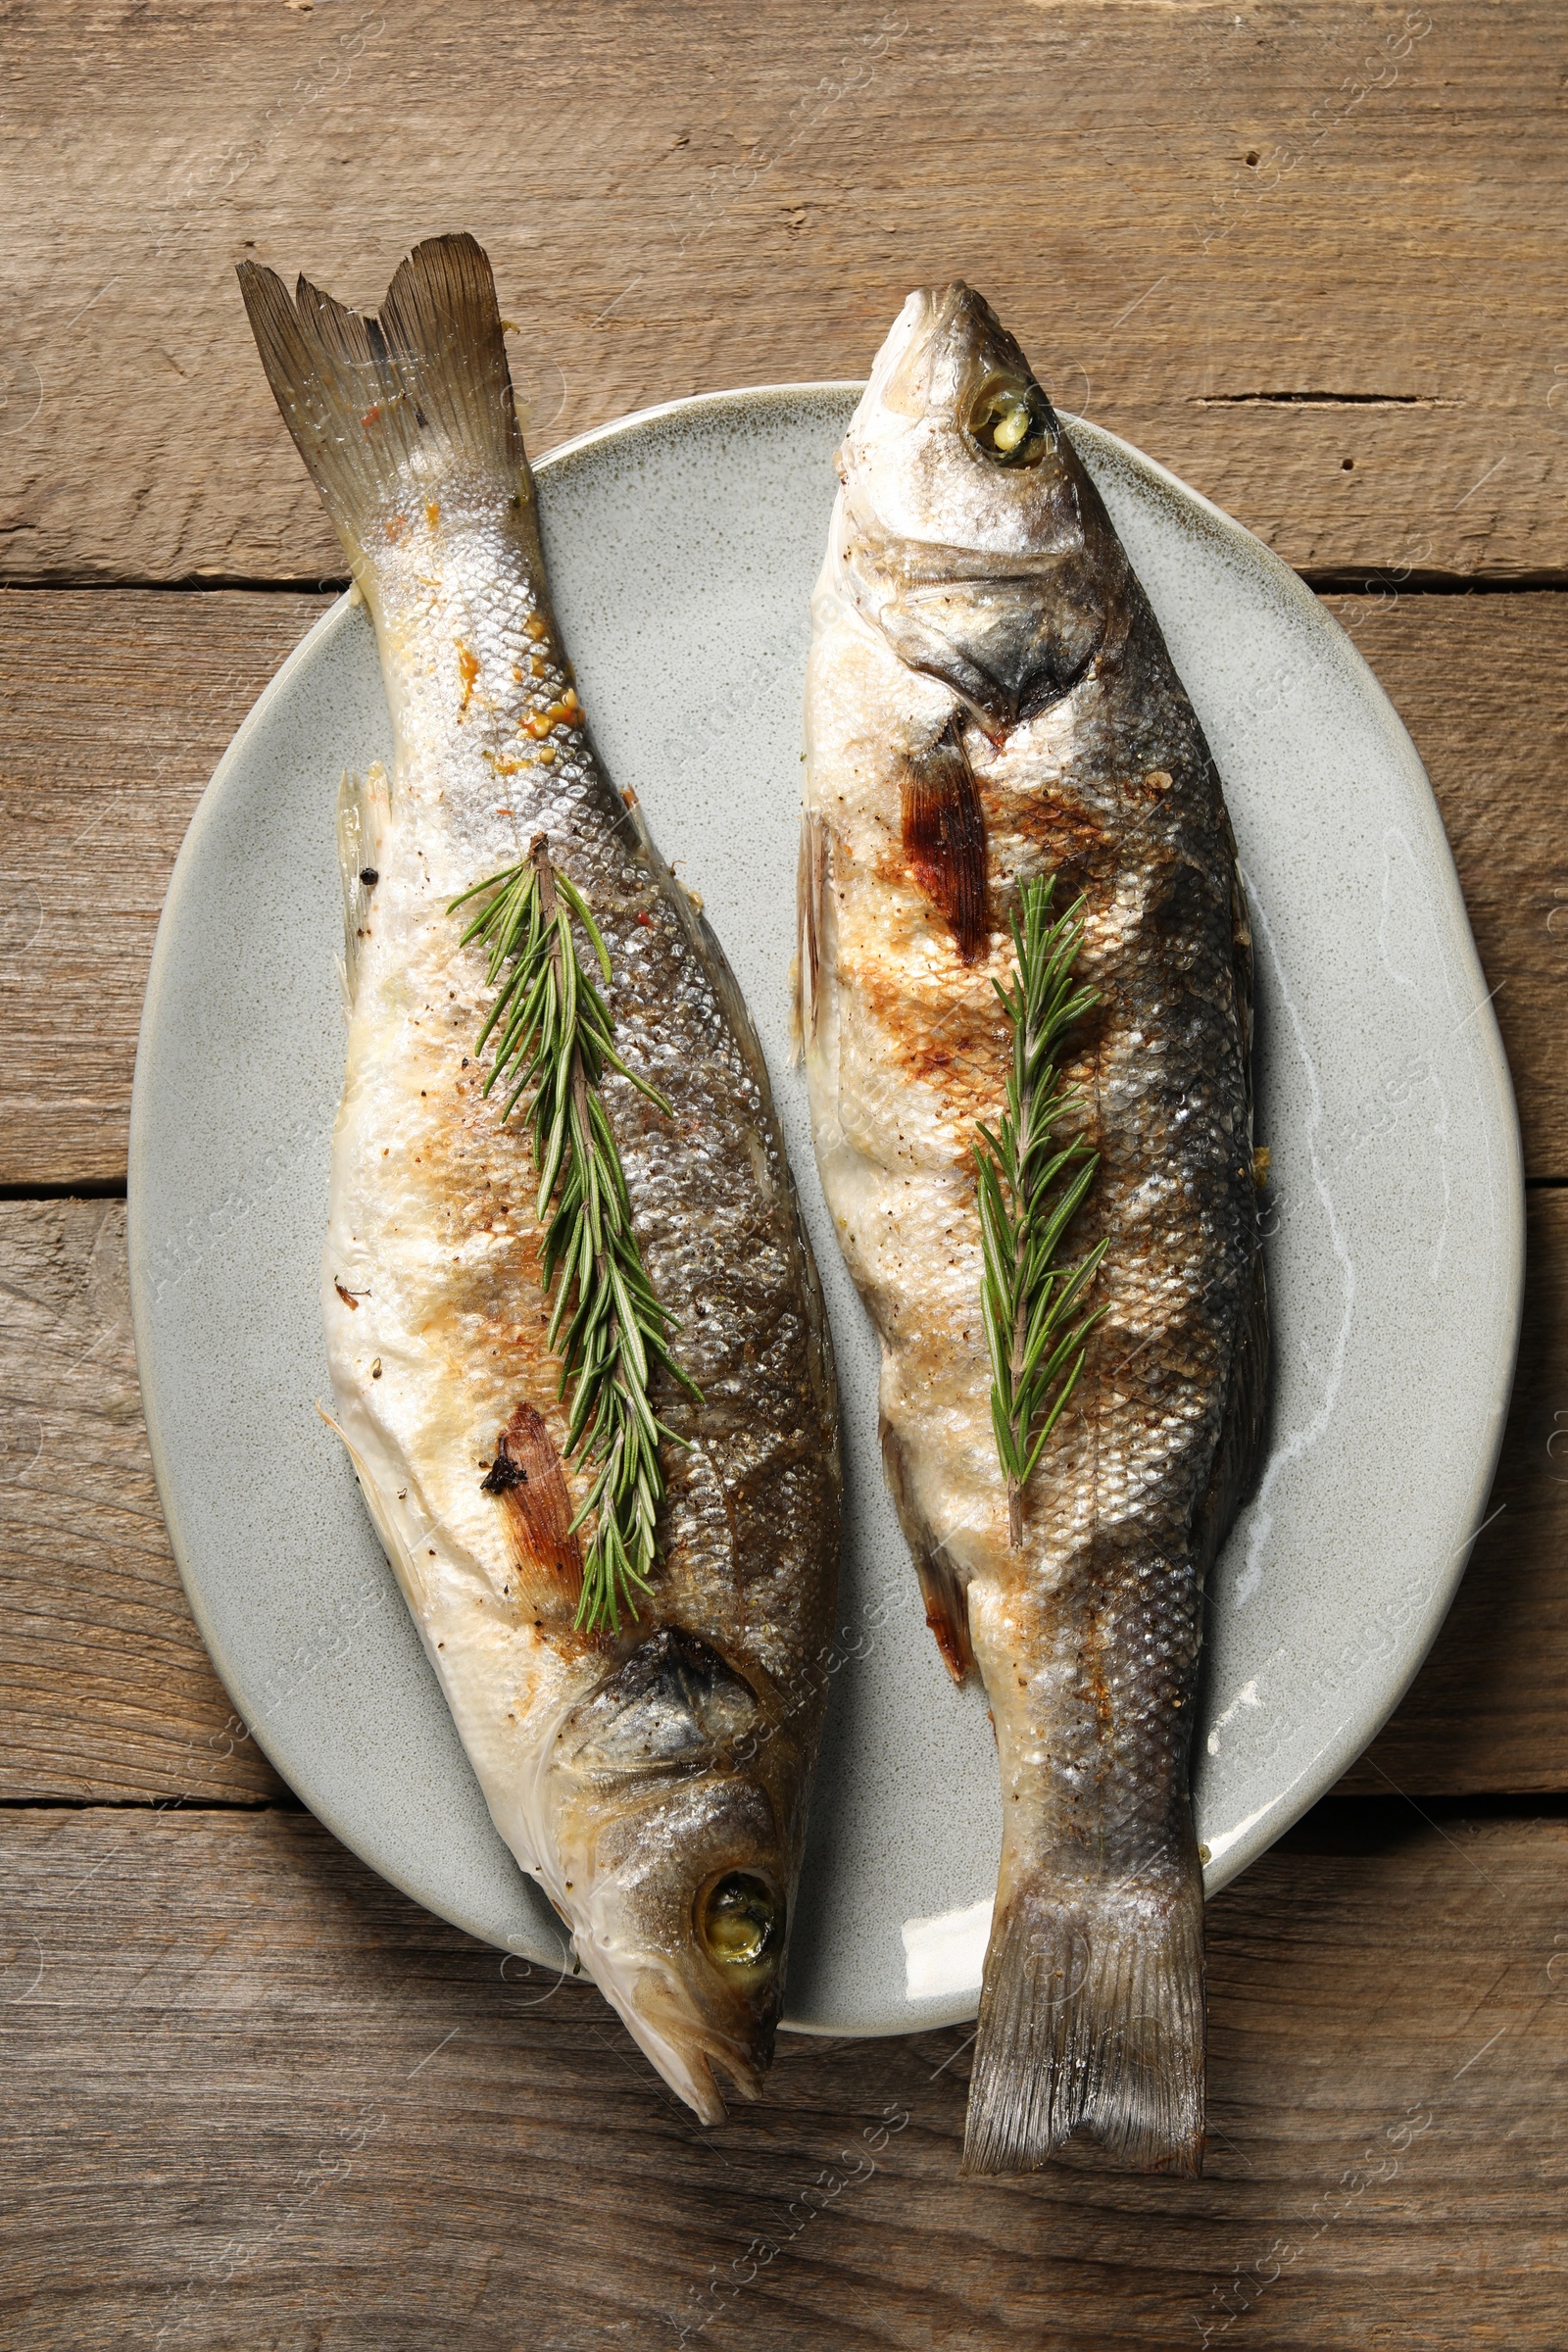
[801,287,1266,2174]
[239,234,840,2122]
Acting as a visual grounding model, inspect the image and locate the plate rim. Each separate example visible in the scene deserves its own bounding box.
[128,380,1525,2030]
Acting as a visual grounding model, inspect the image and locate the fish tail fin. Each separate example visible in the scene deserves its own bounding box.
[237,232,527,564]
[962,1861,1204,2177]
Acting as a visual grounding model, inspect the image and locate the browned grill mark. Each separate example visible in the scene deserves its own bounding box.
[855,956,1012,1125]
[1079,1596,1115,1745]
[989,786,1120,907]
[901,720,989,961]
[715,1431,821,1585]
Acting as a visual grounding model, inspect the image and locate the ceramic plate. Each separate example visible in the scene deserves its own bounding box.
[129,387,1523,2036]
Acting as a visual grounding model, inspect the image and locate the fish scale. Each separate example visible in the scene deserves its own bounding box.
[240,233,839,2124]
[801,284,1267,2175]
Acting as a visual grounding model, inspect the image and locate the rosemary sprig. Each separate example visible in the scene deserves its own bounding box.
[975,875,1108,1549]
[450,835,701,1633]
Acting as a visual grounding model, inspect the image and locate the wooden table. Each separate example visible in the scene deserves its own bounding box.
[4,6,1565,2344]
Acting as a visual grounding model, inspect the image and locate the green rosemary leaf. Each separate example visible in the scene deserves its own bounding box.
[555,870,614,983]
[1019,1348,1089,1487]
[451,834,702,1633]
[975,873,1107,1550]
[598,1037,677,1115]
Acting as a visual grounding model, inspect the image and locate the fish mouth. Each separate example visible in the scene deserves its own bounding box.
[568,1876,785,2124]
[589,1936,778,2124]
[547,1656,793,2123]
[841,281,1122,727]
[871,281,1045,437]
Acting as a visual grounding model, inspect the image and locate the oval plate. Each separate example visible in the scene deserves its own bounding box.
[129,386,1522,2036]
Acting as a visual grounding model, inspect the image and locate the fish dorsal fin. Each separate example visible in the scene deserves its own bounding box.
[237,233,529,564]
[335,761,392,1007]
[901,718,988,963]
[481,1402,586,1626]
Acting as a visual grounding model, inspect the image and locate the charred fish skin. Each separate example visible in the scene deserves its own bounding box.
[239,235,840,2125]
[802,286,1266,2176]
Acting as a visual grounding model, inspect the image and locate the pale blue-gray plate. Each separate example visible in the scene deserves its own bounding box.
[128,387,1523,2037]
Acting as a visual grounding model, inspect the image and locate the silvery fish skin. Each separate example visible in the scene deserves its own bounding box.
[239,235,840,2123]
[800,287,1266,2175]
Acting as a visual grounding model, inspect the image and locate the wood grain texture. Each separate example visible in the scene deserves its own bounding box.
[4,11,1564,2344]
[0,1200,279,1801]
[1320,591,1568,1178]
[0,589,326,1186]
[0,1193,1560,1803]
[1,1803,1564,2350]
[0,2,1565,585]
[1343,1189,1568,1794]
[3,588,1566,1186]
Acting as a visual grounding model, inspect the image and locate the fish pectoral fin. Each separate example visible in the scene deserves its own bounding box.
[917,1547,974,1686]
[900,718,988,963]
[880,1415,974,1683]
[336,761,392,1004]
[481,1401,586,1626]
[795,808,830,1050]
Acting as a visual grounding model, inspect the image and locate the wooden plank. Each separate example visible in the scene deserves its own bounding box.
[0,589,327,1187]
[1,1194,1561,1803]
[1345,1188,1568,1793]
[1320,591,1568,1179]
[3,588,1566,1187]
[0,2,1564,584]
[0,1200,279,1801]
[0,1803,1563,2347]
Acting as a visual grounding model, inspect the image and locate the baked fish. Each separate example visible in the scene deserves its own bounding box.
[239,234,840,2122]
[800,287,1266,2175]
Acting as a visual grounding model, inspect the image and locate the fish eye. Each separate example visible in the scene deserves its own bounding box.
[966,378,1054,467]
[698,1872,781,1972]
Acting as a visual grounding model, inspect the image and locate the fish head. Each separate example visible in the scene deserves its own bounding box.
[837,282,1128,728]
[547,1627,798,2121]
